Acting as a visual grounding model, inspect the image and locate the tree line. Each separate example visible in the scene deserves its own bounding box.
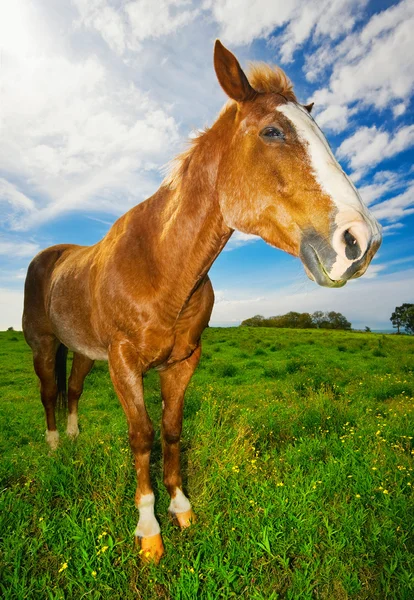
[240,311,351,330]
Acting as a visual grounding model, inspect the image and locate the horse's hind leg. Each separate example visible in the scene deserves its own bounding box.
[32,335,60,450]
[67,353,94,438]
[159,344,201,528]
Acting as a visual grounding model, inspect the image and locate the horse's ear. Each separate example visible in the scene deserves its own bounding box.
[304,102,314,114]
[214,40,256,102]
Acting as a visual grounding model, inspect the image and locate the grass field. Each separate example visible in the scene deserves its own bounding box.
[0,327,413,599]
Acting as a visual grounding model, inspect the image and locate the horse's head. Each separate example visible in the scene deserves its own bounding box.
[213,41,382,288]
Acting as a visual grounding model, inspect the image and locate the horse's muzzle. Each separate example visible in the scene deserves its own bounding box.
[300,228,382,288]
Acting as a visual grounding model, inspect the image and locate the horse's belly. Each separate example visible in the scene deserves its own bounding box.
[48,273,108,360]
[63,336,108,361]
[52,322,108,360]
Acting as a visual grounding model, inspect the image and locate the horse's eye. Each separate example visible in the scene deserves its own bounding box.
[261,127,285,140]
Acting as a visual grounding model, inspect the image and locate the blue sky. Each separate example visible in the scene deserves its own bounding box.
[0,0,413,330]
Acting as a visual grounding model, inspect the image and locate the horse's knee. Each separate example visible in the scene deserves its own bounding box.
[163,429,181,445]
[129,425,155,455]
[40,382,58,406]
[68,382,83,402]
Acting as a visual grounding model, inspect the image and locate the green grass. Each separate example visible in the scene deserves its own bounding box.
[0,328,413,599]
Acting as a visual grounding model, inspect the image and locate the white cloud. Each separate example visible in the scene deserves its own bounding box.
[0,268,27,284]
[310,0,414,130]
[207,0,366,62]
[0,28,181,229]
[126,0,198,42]
[224,231,260,251]
[74,1,129,55]
[276,0,367,63]
[371,183,414,222]
[0,179,36,229]
[337,125,414,174]
[73,0,198,55]
[0,240,40,258]
[205,0,300,48]
[393,103,406,117]
[382,222,404,235]
[314,104,352,133]
[358,171,400,207]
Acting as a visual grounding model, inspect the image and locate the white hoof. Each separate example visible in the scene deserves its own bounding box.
[46,430,59,450]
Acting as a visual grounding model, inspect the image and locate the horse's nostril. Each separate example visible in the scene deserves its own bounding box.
[343,229,361,260]
[344,229,356,247]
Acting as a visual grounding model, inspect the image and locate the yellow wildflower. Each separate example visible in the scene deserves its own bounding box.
[58,562,68,573]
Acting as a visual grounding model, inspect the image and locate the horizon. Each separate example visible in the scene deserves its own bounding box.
[1,0,413,331]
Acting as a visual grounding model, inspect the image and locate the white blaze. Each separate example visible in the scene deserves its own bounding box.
[276,103,381,280]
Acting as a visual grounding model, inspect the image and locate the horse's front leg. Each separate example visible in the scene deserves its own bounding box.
[108,341,164,563]
[159,344,201,528]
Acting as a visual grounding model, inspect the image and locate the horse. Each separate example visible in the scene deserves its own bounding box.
[23,40,382,563]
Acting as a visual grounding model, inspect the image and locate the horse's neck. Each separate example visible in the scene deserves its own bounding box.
[109,125,233,314]
[153,174,232,304]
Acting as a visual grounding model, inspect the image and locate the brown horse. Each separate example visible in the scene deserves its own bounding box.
[23,41,381,563]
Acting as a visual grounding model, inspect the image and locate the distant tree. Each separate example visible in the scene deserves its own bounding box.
[317,311,351,330]
[240,310,350,330]
[296,312,314,329]
[364,326,371,333]
[7,327,14,331]
[327,311,351,330]
[391,303,414,334]
[401,306,414,335]
[240,315,265,327]
[283,312,302,328]
[312,311,325,328]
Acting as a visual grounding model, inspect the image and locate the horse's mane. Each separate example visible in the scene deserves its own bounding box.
[246,62,296,101]
[163,62,296,189]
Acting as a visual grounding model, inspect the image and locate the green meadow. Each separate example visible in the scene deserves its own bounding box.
[0,327,413,599]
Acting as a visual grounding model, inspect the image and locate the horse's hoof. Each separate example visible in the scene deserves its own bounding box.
[135,533,164,564]
[46,430,59,451]
[172,509,196,529]
[66,429,79,440]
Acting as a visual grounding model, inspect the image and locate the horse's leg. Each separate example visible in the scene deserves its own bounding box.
[159,344,201,528]
[108,341,164,563]
[67,353,94,438]
[32,335,60,450]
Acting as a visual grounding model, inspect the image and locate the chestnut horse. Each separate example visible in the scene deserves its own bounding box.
[23,41,381,562]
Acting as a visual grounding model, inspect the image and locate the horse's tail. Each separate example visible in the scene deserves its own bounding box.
[55,343,68,412]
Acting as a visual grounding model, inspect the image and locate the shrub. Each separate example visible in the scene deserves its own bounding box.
[262,366,280,378]
[219,364,238,377]
[286,358,305,374]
